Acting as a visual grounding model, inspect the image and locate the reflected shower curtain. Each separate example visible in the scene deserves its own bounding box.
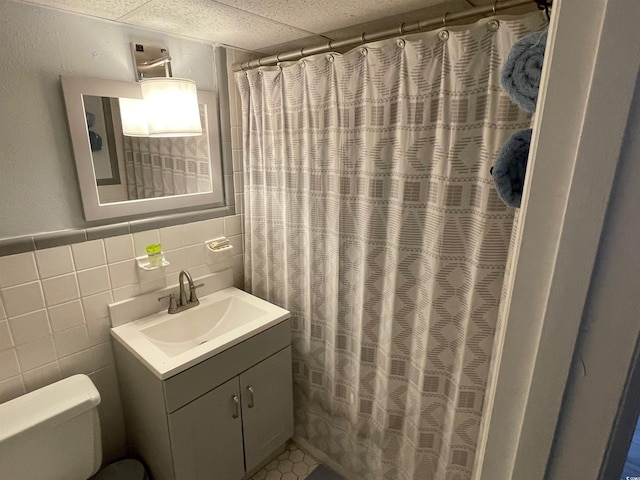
[123,106,211,199]
[237,12,546,480]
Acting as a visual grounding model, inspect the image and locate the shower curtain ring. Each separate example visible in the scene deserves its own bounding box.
[442,12,448,27]
[399,23,406,35]
[493,0,498,16]
[361,32,367,44]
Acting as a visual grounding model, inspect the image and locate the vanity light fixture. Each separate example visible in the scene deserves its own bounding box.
[120,43,202,137]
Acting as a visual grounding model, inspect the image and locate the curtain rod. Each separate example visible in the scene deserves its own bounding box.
[233,0,535,72]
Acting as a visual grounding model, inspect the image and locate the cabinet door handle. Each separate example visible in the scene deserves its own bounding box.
[247,386,255,408]
[232,394,240,418]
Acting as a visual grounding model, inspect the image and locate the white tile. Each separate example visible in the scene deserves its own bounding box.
[203,217,225,240]
[42,273,79,307]
[48,300,85,332]
[104,235,134,264]
[139,278,166,294]
[0,320,13,351]
[59,348,98,376]
[231,254,244,278]
[228,234,244,253]
[77,266,111,297]
[90,366,121,413]
[224,215,243,236]
[159,225,184,251]
[92,343,114,371]
[8,310,51,345]
[86,316,112,345]
[184,244,207,268]
[186,264,210,279]
[72,240,106,270]
[82,291,113,323]
[182,221,207,245]
[108,260,137,288]
[35,245,74,279]
[0,252,38,288]
[112,284,140,302]
[133,230,160,258]
[15,336,56,372]
[0,350,20,381]
[22,361,61,392]
[1,281,45,317]
[164,248,186,275]
[0,375,25,403]
[54,325,90,358]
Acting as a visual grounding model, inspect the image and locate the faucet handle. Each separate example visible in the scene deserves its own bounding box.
[158,292,178,312]
[189,283,204,303]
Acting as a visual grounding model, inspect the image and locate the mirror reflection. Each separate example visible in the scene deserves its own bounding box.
[83,95,212,205]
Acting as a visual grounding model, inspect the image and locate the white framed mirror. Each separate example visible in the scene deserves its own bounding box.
[61,76,224,221]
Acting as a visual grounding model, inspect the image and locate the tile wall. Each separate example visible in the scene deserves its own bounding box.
[0,46,252,464]
[0,216,243,460]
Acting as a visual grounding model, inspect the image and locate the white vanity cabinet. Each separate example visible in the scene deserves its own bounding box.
[113,319,293,480]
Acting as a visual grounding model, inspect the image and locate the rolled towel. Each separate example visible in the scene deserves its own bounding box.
[89,130,103,152]
[86,110,96,128]
[491,129,532,208]
[501,30,547,113]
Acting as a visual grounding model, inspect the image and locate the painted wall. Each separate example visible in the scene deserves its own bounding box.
[0,0,216,238]
[543,74,640,479]
[0,0,252,467]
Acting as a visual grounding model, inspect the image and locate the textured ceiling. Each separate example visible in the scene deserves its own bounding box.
[14,0,534,54]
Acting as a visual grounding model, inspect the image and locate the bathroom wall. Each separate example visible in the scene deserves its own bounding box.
[0,0,252,465]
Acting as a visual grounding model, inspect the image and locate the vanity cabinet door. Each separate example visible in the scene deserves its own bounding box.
[168,376,245,480]
[240,346,294,472]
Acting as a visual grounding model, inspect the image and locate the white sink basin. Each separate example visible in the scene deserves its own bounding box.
[111,287,290,379]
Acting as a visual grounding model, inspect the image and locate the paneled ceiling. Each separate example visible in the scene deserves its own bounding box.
[14,0,535,54]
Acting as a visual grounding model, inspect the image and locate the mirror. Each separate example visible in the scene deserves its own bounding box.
[61,76,224,221]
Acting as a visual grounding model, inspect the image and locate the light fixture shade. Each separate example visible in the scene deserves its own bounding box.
[140,78,202,137]
[119,97,149,137]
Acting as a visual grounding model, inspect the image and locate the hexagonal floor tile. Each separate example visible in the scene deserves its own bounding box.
[265,469,282,480]
[278,459,294,473]
[288,449,304,463]
[292,462,309,476]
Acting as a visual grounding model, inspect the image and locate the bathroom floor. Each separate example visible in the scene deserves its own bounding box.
[251,441,319,480]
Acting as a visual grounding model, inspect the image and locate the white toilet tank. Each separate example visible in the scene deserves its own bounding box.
[0,374,102,480]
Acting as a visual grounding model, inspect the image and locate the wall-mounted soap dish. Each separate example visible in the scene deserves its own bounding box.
[206,237,233,262]
[136,255,170,282]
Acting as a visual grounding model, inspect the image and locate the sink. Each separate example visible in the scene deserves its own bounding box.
[141,296,268,357]
[111,287,290,379]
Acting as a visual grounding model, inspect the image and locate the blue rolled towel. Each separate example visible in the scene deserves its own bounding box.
[501,30,547,113]
[491,129,532,208]
[89,130,103,152]
[86,111,96,128]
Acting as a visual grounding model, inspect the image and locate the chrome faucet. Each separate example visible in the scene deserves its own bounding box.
[158,270,203,314]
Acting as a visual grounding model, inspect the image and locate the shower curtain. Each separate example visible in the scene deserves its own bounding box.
[237,12,546,480]
[122,106,211,200]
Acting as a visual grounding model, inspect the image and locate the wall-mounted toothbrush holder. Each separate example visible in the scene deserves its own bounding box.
[136,255,170,283]
[206,237,234,262]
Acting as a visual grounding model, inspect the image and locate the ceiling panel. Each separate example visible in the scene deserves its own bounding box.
[120,0,315,51]
[13,0,538,54]
[20,0,149,20]
[211,0,447,34]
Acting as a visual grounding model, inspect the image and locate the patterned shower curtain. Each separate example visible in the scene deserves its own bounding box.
[237,12,545,480]
[122,106,211,199]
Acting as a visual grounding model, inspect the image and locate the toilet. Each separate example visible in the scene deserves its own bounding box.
[0,374,147,480]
